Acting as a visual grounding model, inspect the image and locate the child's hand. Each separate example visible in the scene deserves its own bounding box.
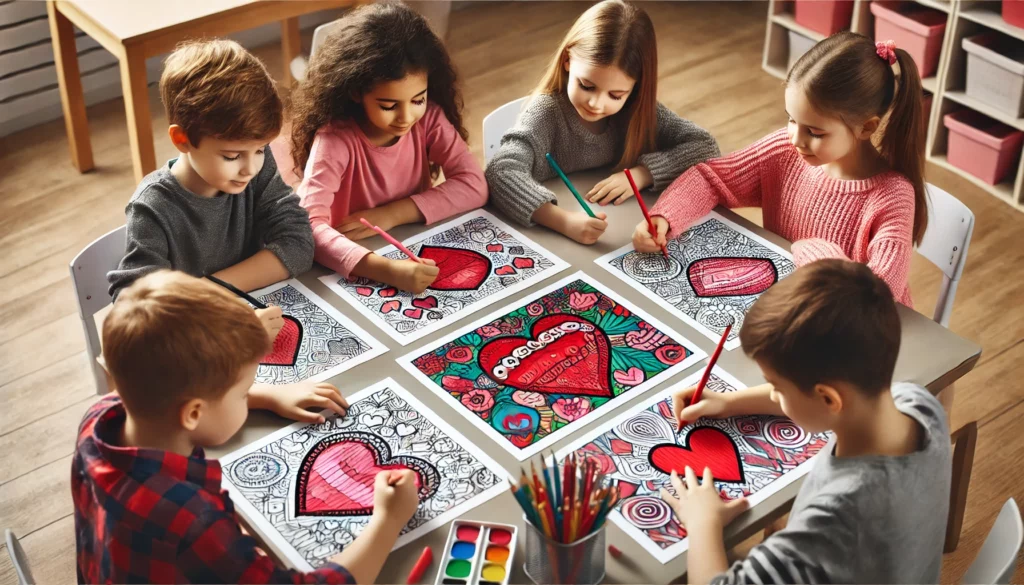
[258,382,349,423]
[632,216,669,253]
[587,171,635,205]
[672,385,733,426]
[373,469,419,528]
[337,207,400,241]
[564,211,608,245]
[255,306,284,341]
[390,258,440,294]
[660,467,749,531]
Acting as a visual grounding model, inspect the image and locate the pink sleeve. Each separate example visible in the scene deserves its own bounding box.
[651,129,793,238]
[409,105,488,224]
[298,131,371,277]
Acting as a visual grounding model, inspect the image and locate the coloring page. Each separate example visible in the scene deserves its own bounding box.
[595,211,795,350]
[252,279,387,385]
[222,378,508,571]
[320,210,569,344]
[557,368,830,563]
[399,272,706,460]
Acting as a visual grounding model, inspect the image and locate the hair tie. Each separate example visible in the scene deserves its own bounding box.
[876,40,897,66]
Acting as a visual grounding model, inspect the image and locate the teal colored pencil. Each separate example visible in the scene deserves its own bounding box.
[545,152,596,218]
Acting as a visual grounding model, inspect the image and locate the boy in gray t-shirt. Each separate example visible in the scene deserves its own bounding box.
[664,259,951,584]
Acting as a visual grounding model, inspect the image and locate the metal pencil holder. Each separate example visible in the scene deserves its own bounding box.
[522,515,606,585]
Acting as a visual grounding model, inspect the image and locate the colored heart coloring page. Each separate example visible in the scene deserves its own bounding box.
[321,210,569,345]
[221,379,508,571]
[595,211,796,350]
[251,280,387,385]
[400,272,706,460]
[557,367,831,563]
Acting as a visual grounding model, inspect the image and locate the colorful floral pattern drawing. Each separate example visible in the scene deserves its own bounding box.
[595,211,796,350]
[399,272,706,460]
[252,280,387,385]
[321,210,569,345]
[556,368,830,564]
[221,379,507,571]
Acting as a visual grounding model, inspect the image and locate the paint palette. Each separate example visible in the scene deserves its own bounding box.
[435,520,517,585]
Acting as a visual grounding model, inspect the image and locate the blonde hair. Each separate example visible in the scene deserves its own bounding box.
[534,0,658,169]
[161,39,282,147]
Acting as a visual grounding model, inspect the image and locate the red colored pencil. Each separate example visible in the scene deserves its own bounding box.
[359,218,423,263]
[608,545,623,559]
[405,546,433,584]
[623,168,668,258]
[678,323,733,432]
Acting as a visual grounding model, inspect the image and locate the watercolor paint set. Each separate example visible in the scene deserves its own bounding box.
[434,520,518,585]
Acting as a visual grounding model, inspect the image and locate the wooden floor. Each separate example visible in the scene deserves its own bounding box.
[1,2,1022,583]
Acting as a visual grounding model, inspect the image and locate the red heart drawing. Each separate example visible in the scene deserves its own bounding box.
[648,427,745,483]
[412,296,438,309]
[513,257,535,269]
[478,314,612,397]
[419,246,491,291]
[404,308,423,319]
[355,286,373,297]
[494,265,516,276]
[379,287,398,298]
[380,300,401,314]
[487,243,504,253]
[687,257,778,298]
[261,315,302,366]
[296,432,438,516]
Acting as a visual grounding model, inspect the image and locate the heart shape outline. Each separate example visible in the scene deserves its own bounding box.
[686,257,778,298]
[478,314,612,397]
[295,432,439,517]
[648,427,745,483]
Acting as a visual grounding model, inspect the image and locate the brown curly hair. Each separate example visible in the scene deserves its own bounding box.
[290,1,467,177]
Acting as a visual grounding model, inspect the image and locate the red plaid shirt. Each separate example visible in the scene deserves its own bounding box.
[73,395,354,584]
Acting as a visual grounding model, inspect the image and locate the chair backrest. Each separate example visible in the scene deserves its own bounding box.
[482,96,529,165]
[5,529,35,585]
[311,19,345,60]
[917,183,975,327]
[68,225,126,395]
[962,499,1023,584]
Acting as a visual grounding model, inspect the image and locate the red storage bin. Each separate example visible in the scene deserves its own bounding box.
[794,0,855,36]
[1004,0,1024,29]
[944,110,1024,185]
[870,2,947,77]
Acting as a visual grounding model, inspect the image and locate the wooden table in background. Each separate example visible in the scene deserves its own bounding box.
[211,170,983,583]
[47,0,357,183]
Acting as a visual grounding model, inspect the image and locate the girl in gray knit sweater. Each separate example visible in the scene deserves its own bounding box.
[484,0,720,244]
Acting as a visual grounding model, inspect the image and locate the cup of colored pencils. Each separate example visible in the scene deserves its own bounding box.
[510,451,620,585]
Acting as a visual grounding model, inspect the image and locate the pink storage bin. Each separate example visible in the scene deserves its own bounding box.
[870,2,947,77]
[944,109,1024,185]
[794,0,854,36]
[1004,0,1024,29]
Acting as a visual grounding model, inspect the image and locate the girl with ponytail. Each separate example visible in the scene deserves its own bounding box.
[636,32,927,307]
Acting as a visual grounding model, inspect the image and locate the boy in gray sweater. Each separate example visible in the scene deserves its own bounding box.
[666,259,951,584]
[107,40,344,425]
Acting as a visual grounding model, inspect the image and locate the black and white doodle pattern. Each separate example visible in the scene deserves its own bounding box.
[222,382,506,570]
[599,213,795,349]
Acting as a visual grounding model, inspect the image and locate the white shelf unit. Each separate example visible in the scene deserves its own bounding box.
[762,0,1024,212]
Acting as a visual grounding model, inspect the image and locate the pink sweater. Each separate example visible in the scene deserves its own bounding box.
[651,129,916,306]
[298,103,487,276]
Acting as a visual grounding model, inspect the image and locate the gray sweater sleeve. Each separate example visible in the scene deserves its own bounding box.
[107,198,173,299]
[254,146,315,276]
[637,104,721,191]
[484,98,559,227]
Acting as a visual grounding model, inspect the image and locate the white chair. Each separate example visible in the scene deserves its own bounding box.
[69,225,126,395]
[289,19,344,82]
[962,499,1023,584]
[5,529,35,585]
[482,96,529,165]
[917,183,975,327]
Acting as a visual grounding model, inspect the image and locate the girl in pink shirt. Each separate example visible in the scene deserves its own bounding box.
[635,32,928,306]
[291,2,486,293]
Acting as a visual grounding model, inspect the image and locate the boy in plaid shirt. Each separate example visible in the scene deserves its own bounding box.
[73,271,418,583]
